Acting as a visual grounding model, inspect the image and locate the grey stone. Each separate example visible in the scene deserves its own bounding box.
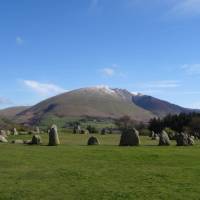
[48,125,60,146]
[119,128,140,146]
[13,128,18,136]
[35,127,40,134]
[176,133,195,146]
[0,135,8,143]
[159,131,170,146]
[31,135,42,145]
[87,136,100,145]
[0,130,7,137]
[11,139,24,144]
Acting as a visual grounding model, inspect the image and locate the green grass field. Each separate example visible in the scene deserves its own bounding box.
[1,133,200,200]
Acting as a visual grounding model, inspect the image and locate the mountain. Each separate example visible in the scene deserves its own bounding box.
[1,87,198,125]
[132,94,193,118]
[0,106,30,119]
[14,87,155,124]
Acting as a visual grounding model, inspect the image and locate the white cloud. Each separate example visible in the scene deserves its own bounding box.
[16,36,24,45]
[170,0,200,16]
[23,80,67,96]
[101,68,115,77]
[181,64,200,75]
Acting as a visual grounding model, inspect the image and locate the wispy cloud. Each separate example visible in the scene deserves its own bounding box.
[170,0,200,17]
[181,64,200,75]
[101,68,115,77]
[100,64,126,78]
[23,80,67,96]
[16,36,24,45]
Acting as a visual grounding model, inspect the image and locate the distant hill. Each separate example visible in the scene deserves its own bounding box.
[0,106,30,119]
[132,94,194,118]
[14,87,155,125]
[1,87,198,126]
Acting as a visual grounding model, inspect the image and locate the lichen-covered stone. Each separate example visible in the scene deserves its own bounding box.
[87,136,99,145]
[0,130,7,137]
[48,125,60,146]
[119,128,140,146]
[159,131,170,146]
[176,133,195,146]
[35,127,40,134]
[31,135,42,145]
[11,139,24,144]
[0,135,8,143]
[13,128,18,136]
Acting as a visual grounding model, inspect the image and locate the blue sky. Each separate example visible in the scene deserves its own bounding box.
[1,0,200,109]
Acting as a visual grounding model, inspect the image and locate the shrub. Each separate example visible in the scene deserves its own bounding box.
[140,128,151,136]
[87,125,99,134]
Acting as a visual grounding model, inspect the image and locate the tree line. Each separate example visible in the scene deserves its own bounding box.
[149,112,200,134]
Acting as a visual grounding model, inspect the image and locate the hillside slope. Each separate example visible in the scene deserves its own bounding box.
[0,106,30,119]
[15,87,155,124]
[132,95,192,118]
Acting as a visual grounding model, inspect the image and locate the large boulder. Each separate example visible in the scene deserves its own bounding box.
[13,128,18,136]
[24,140,32,144]
[7,130,11,136]
[11,139,24,144]
[35,127,40,134]
[159,131,170,146]
[119,128,140,146]
[87,136,100,145]
[73,125,81,134]
[188,137,195,146]
[0,130,7,137]
[31,135,42,145]
[0,135,8,143]
[48,125,60,146]
[151,131,159,140]
[176,133,195,146]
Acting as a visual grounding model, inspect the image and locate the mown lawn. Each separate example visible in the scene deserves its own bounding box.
[0,134,200,200]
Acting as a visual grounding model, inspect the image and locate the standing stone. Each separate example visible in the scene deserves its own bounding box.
[73,125,81,134]
[151,131,155,139]
[119,128,140,146]
[87,136,99,145]
[188,136,195,146]
[0,130,7,137]
[7,130,11,136]
[31,135,42,145]
[176,133,195,146]
[48,125,60,146]
[101,128,106,135]
[151,131,160,140]
[13,128,18,136]
[0,135,8,143]
[159,131,170,146]
[35,127,40,134]
[11,139,24,144]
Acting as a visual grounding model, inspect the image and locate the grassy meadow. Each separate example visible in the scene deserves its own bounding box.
[1,133,200,200]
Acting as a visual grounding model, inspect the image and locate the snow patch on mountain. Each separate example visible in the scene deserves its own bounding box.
[94,85,116,95]
[131,92,144,96]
